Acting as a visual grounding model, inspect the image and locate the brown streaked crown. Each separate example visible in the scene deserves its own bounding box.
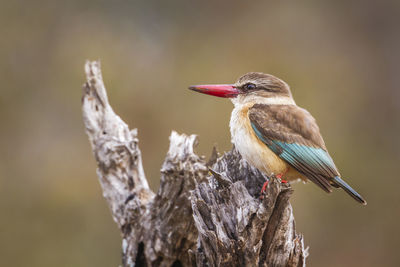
[235,72,292,98]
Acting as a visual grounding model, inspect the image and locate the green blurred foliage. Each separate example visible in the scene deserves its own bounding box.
[0,0,399,266]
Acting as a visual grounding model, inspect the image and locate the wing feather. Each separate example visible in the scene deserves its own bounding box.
[249,104,339,192]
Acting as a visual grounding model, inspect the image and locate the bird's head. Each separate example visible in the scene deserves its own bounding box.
[189,72,294,105]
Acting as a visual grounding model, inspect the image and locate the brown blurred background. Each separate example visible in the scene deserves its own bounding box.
[1,0,399,266]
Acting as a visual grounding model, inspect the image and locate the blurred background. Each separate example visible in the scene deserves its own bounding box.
[1,0,399,266]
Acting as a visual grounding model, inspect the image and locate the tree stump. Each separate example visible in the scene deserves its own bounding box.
[81,60,308,267]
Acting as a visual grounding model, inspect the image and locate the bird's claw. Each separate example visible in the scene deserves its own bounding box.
[276,173,288,183]
[259,181,269,199]
[260,173,288,199]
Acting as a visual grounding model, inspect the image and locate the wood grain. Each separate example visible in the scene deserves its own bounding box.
[82,60,308,267]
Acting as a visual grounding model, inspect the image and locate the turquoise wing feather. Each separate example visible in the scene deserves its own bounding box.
[248,104,366,204]
[248,104,340,192]
[251,122,337,192]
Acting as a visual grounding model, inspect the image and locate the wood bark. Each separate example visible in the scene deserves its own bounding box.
[82,60,308,267]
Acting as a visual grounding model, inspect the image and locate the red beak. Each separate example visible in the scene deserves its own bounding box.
[188,84,240,98]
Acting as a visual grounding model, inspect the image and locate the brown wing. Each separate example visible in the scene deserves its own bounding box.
[249,104,340,192]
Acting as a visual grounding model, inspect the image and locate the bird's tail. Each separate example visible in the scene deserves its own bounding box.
[332,176,367,205]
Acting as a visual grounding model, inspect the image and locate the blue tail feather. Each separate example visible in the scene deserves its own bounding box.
[332,176,367,205]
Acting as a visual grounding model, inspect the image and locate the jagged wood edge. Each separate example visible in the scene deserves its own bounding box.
[82,60,308,267]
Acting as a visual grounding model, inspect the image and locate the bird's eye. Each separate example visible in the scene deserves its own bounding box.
[244,83,256,90]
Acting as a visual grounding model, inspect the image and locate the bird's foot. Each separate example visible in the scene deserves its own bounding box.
[260,172,288,199]
[259,181,269,200]
[276,173,288,184]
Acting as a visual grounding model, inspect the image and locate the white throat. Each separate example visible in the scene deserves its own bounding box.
[231,94,296,107]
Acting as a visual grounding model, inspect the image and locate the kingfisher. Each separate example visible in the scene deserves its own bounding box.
[189,72,366,205]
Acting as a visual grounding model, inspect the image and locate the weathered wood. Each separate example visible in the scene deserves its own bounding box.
[82,60,308,267]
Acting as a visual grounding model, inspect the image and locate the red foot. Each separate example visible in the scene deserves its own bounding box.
[260,170,288,199]
[276,173,288,184]
[259,181,269,199]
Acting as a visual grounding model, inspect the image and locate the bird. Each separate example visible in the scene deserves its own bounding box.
[189,72,366,205]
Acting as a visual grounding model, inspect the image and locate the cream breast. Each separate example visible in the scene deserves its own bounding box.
[229,102,289,176]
